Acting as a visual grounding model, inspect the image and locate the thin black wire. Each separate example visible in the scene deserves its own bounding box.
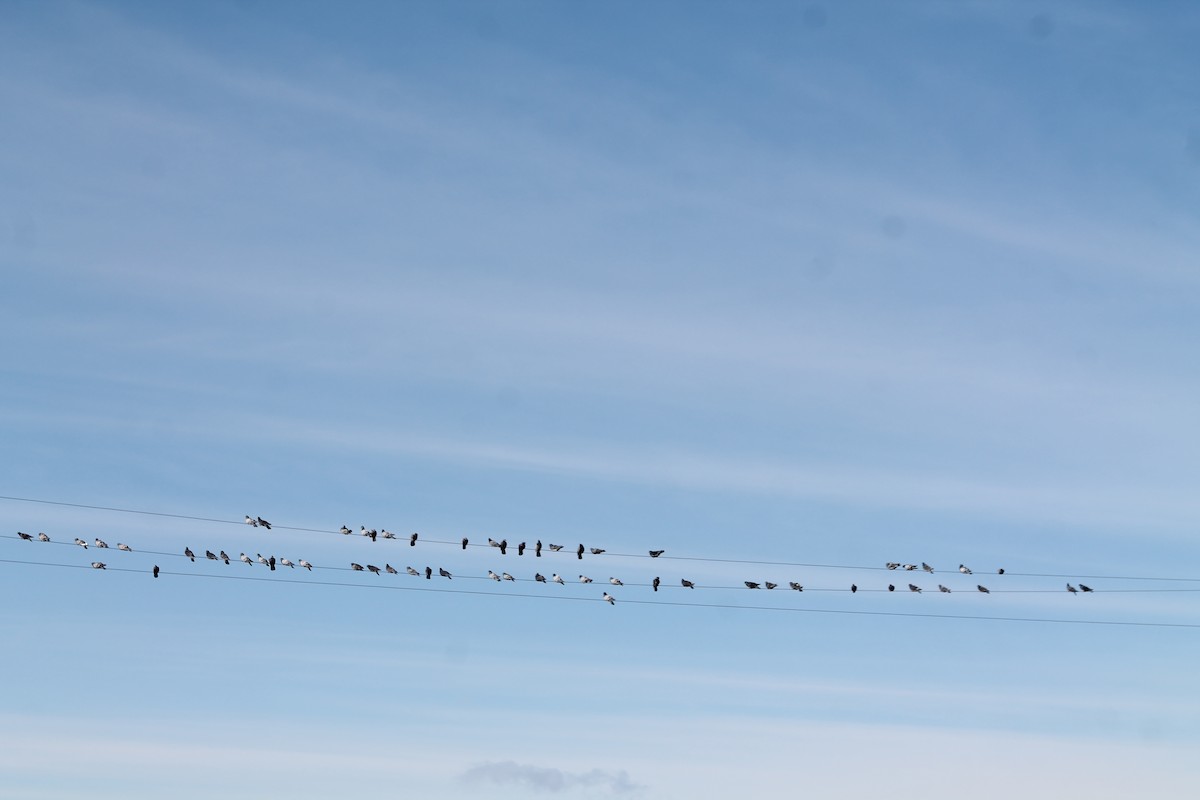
[2,556,1196,629]
[5,492,1199,583]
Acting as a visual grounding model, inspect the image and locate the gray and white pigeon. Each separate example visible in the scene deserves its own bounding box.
[116,542,131,552]
[789,582,803,591]
[579,575,593,583]
[406,566,420,576]
[220,550,231,564]
[922,562,934,574]
[91,561,106,569]
[765,582,777,590]
[548,543,563,552]
[299,559,313,571]
[240,553,253,565]
[502,572,515,581]
[256,517,271,530]
[281,558,295,569]
[37,533,50,542]
[206,550,217,561]
[939,585,951,593]
[959,564,972,575]
[552,574,565,585]
[1067,583,1078,594]
[256,554,268,567]
[75,537,88,549]
[340,525,352,535]
[185,548,195,562]
[95,538,109,548]
[245,516,258,527]
[590,548,605,555]
[488,570,501,581]
[381,529,396,540]
[602,592,615,605]
[609,577,623,586]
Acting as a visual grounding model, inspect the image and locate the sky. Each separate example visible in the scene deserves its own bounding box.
[1,0,1198,797]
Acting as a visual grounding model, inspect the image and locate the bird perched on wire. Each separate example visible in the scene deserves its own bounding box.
[518,542,526,556]
[256,554,269,567]
[609,577,623,586]
[340,525,352,535]
[1067,583,1078,594]
[579,575,593,583]
[38,533,50,542]
[245,516,258,527]
[548,543,563,552]
[745,581,760,589]
[462,538,469,550]
[602,592,615,605]
[299,559,313,571]
[220,550,231,564]
[1080,584,1093,592]
[74,538,88,549]
[281,558,295,569]
[94,538,108,549]
[789,582,803,591]
[652,577,660,592]
[649,550,665,558]
[886,562,899,570]
[185,548,195,562]
[959,564,972,575]
[384,564,397,574]
[17,532,33,541]
[887,584,895,592]
[499,540,507,555]
[351,563,365,572]
[535,573,547,584]
[939,585,951,593]
[998,568,1005,575]
[206,550,218,561]
[91,562,106,570]
[577,544,585,560]
[590,548,605,555]
[850,584,857,593]
[535,540,542,557]
[552,574,565,585]
[410,533,418,547]
[257,517,271,530]
[381,529,395,540]
[922,562,934,574]
[153,565,159,578]
[489,538,502,548]
[268,556,276,571]
[439,568,452,579]
[488,570,501,581]
[367,529,377,542]
[367,565,381,575]
[909,584,922,593]
[977,585,990,593]
[406,566,420,576]
[240,553,252,565]
[502,572,515,582]
[681,579,695,589]
[424,567,432,579]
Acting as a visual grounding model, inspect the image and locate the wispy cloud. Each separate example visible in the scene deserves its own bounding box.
[461,761,642,794]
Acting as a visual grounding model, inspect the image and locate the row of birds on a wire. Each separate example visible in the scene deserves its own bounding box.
[14,529,1099,597]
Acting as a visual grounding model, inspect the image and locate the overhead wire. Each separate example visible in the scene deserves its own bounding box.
[2,556,1197,630]
[4,492,1200,584]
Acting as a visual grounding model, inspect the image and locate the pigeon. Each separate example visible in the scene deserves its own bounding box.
[439,568,452,579]
[959,564,972,575]
[590,548,605,555]
[75,537,88,549]
[765,582,777,590]
[220,550,231,564]
[91,562,106,570]
[185,547,195,562]
[977,585,990,593]
[17,532,32,541]
[256,517,271,530]
[922,562,934,574]
[351,563,365,571]
[652,577,661,592]
[649,550,665,558]
[381,529,395,540]
[281,558,295,569]
[256,554,269,567]
[462,538,469,550]
[535,573,547,583]
[299,559,313,571]
[903,564,917,571]
[577,544,585,559]
[489,538,502,548]
[518,542,526,556]
[851,584,858,593]
[268,556,276,571]
[406,566,420,576]
[682,579,695,589]
[153,565,159,578]
[384,564,397,574]
[206,550,218,561]
[410,533,418,547]
[552,574,565,585]
[499,540,507,555]
[95,538,109,548]
[548,544,563,552]
[535,540,542,557]
[909,584,922,593]
[360,526,373,538]
[488,570,501,581]
[1067,583,1078,594]
[502,572,515,581]
[367,565,381,575]
[939,585,951,593]
[745,581,760,589]
[579,575,593,583]
[603,592,616,605]
[1080,584,1093,592]
[886,562,899,570]
[998,568,1006,575]
[340,525,352,535]
[888,584,895,592]
[240,553,253,565]
[789,582,804,591]
[37,533,50,542]
[609,577,623,586]
[367,530,377,542]
[245,515,258,527]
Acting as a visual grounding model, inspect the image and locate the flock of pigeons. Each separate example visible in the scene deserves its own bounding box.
[14,517,1099,602]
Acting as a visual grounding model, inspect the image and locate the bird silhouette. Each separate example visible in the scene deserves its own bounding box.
[1080,584,1093,592]
[268,556,276,571]
[153,565,159,578]
[499,540,507,555]
[652,577,660,592]
[851,584,857,593]
[462,538,469,550]
[977,585,990,593]
[367,530,377,542]
[1067,583,1078,594]
[888,584,895,592]
[939,585,951,593]
[922,562,934,573]
[590,548,605,555]
[206,550,217,561]
[518,542,526,556]
[257,517,271,530]
[765,582,777,590]
[424,567,432,579]
[410,533,419,547]
[790,582,803,591]
[535,540,542,557]
[998,568,1005,575]
[367,565,381,575]
[682,579,695,589]
[886,562,899,570]
[745,581,760,589]
[17,532,32,541]
[577,544,585,559]
[649,550,665,558]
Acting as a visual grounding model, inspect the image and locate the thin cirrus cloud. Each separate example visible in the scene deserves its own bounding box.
[461,760,643,794]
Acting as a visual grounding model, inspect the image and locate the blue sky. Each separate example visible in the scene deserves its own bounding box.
[1,1,1198,797]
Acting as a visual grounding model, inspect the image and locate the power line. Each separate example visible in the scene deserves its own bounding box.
[2,556,1196,629]
[5,492,1199,584]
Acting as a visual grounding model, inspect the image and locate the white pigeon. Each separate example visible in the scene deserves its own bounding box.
[340,525,352,535]
[74,537,88,549]
[579,575,593,583]
[548,544,564,551]
[609,577,623,586]
[240,553,253,565]
[552,574,565,585]
[91,561,107,569]
[280,558,295,568]
[602,592,616,605]
[37,533,50,542]
[488,570,501,581]
[406,566,420,576]
[959,564,972,575]
[488,538,502,548]
[502,572,515,581]
[256,554,269,567]
[245,515,258,527]
[381,529,396,539]
[117,543,132,552]
[94,538,108,548]
[299,559,313,571]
